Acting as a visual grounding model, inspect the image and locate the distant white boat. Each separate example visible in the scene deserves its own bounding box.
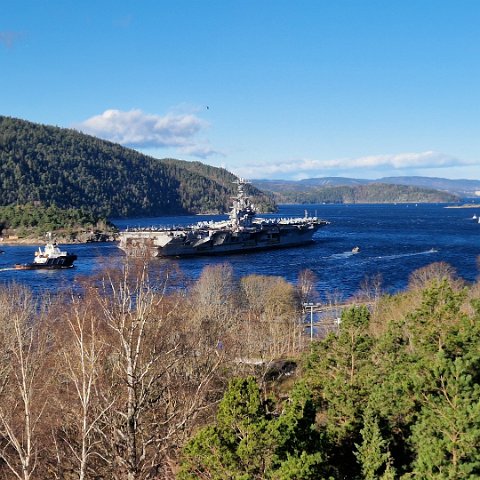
[472,214,477,220]
[352,246,360,254]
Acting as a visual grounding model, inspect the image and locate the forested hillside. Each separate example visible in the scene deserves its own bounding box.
[254,180,459,204]
[0,116,274,217]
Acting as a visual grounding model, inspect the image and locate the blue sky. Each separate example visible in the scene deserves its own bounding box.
[1,0,479,180]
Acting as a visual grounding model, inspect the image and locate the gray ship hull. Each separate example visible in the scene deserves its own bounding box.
[119,223,323,258]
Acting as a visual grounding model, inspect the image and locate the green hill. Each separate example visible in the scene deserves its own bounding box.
[253,180,460,204]
[0,116,274,218]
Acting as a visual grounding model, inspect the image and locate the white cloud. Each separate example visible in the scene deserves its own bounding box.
[179,144,224,159]
[346,151,461,169]
[75,108,221,158]
[234,151,474,179]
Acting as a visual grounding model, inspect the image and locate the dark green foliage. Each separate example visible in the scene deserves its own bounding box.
[304,306,373,478]
[355,408,396,479]
[0,203,111,236]
[0,116,275,217]
[179,377,328,480]
[301,280,480,478]
[407,292,480,477]
[406,278,467,355]
[410,352,480,478]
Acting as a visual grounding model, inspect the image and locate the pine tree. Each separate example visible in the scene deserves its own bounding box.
[410,352,480,478]
[303,306,373,477]
[179,378,328,480]
[355,408,396,480]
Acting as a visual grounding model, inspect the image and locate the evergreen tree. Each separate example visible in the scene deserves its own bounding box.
[355,408,396,480]
[303,306,373,477]
[179,378,327,480]
[406,278,467,355]
[410,350,480,477]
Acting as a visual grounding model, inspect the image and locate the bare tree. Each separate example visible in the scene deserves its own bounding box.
[408,261,463,291]
[356,273,383,320]
[190,263,238,332]
[357,273,383,302]
[242,274,301,356]
[0,286,49,480]
[238,275,302,390]
[50,294,112,480]
[297,269,318,305]
[92,261,224,479]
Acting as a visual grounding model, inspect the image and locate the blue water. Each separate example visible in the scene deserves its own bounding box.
[1,204,479,300]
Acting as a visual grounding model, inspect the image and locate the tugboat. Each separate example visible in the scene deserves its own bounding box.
[119,179,330,257]
[15,233,77,270]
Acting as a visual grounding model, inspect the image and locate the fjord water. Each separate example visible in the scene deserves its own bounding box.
[1,203,479,300]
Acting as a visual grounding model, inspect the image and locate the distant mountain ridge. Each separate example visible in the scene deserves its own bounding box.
[253,177,464,204]
[0,116,274,217]
[378,176,480,197]
[254,176,480,199]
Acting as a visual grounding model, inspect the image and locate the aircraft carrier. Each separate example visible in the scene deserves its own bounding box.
[118,180,329,257]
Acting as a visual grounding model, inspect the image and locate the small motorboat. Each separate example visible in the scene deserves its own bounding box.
[352,246,360,254]
[15,234,77,270]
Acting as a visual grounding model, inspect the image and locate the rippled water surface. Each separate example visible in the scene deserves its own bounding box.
[1,203,479,300]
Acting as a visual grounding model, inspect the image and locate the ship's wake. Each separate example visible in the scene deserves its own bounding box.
[329,251,357,259]
[376,249,438,261]
[325,248,438,263]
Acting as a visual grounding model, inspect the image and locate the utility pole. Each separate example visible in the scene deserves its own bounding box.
[303,303,315,342]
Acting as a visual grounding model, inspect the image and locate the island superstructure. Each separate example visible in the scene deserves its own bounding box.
[118,179,329,257]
